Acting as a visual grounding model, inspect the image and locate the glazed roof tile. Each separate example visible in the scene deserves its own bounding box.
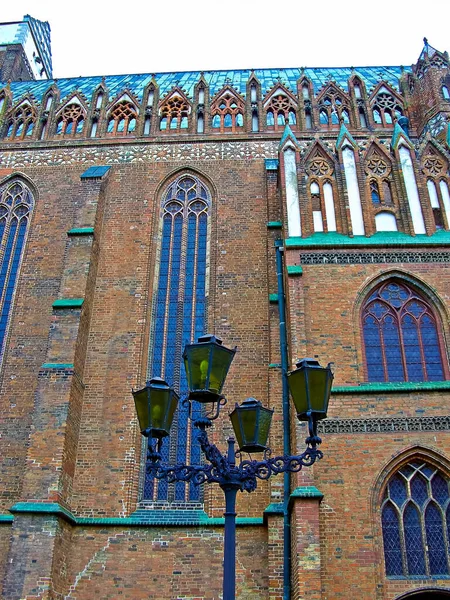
[1,65,408,106]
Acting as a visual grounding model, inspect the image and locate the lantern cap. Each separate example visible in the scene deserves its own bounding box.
[295,357,321,369]
[235,397,263,409]
[196,334,223,345]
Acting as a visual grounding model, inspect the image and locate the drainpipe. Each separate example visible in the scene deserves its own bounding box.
[274,239,291,600]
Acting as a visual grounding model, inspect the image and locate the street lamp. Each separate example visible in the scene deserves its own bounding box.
[132,336,333,600]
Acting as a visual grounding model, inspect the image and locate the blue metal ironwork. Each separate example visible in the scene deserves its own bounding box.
[145,414,322,600]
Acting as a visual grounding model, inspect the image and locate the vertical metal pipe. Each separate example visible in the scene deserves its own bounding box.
[275,240,292,600]
[222,484,238,600]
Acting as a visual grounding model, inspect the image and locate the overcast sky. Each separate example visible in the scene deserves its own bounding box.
[2,0,450,78]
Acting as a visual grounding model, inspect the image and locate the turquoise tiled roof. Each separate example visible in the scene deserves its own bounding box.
[1,66,408,105]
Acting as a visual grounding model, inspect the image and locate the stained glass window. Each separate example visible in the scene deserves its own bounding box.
[0,180,34,362]
[144,174,210,503]
[382,461,450,578]
[362,281,446,382]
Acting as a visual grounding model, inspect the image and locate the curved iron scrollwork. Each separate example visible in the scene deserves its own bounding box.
[146,418,323,493]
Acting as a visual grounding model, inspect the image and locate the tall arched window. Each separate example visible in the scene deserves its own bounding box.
[0,179,34,362]
[144,174,210,502]
[362,280,447,382]
[381,460,450,577]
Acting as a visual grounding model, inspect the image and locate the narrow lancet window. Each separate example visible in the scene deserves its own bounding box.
[144,174,210,503]
[0,180,34,362]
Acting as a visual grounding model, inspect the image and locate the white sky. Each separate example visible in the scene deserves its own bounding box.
[2,0,450,78]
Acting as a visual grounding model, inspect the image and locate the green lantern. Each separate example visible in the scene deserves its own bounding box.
[287,358,333,421]
[132,377,179,438]
[230,398,273,453]
[183,334,236,403]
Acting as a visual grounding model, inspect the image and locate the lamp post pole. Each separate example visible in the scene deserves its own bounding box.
[133,336,333,600]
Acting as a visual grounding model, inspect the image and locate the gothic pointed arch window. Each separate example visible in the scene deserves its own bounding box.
[422,148,450,231]
[264,91,297,132]
[144,174,210,502]
[306,152,338,233]
[371,86,403,128]
[317,87,352,129]
[4,103,36,140]
[106,100,137,135]
[55,103,85,137]
[211,91,244,133]
[159,94,190,132]
[0,179,34,362]
[381,460,450,577]
[365,149,396,212]
[362,280,447,382]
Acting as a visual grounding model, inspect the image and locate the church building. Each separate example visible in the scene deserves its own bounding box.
[0,14,450,600]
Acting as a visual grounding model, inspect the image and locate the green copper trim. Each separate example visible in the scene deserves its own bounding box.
[67,227,94,236]
[264,503,284,515]
[336,123,357,150]
[287,265,303,275]
[279,123,300,149]
[286,230,450,248]
[269,294,279,303]
[41,363,74,369]
[265,159,279,171]
[332,381,450,394]
[268,363,282,368]
[391,121,412,150]
[52,298,84,309]
[10,502,76,524]
[0,514,14,523]
[290,486,324,499]
[267,221,283,229]
[9,502,263,527]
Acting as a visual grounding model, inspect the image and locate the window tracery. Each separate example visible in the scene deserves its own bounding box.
[382,460,450,578]
[159,95,189,131]
[362,280,447,382]
[145,174,210,502]
[371,87,403,127]
[305,152,337,232]
[55,103,85,136]
[365,149,394,206]
[422,149,450,230]
[211,92,244,132]
[106,101,137,135]
[4,103,36,140]
[0,179,34,361]
[317,87,351,128]
[264,92,297,131]
[443,86,450,100]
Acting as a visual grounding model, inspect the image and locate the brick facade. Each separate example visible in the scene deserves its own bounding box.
[0,26,450,600]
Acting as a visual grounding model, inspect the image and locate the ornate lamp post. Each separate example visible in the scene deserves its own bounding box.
[132,335,333,600]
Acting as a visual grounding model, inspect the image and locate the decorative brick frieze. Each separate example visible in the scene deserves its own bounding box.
[0,140,279,168]
[299,250,450,264]
[318,415,450,434]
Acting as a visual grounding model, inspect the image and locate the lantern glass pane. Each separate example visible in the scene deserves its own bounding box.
[289,369,308,415]
[184,345,211,391]
[210,345,235,393]
[150,388,171,430]
[241,408,258,443]
[230,410,244,449]
[307,368,329,413]
[257,409,272,447]
[133,388,150,432]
